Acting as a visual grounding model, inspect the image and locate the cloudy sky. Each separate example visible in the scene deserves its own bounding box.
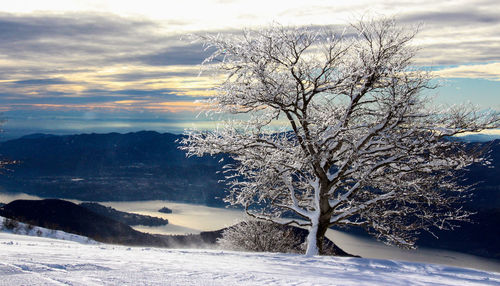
[0,0,499,139]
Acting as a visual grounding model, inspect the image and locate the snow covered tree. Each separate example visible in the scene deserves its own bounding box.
[180,18,499,256]
[217,220,302,253]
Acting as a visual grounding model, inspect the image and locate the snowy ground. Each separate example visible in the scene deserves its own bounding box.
[0,232,498,285]
[0,216,97,244]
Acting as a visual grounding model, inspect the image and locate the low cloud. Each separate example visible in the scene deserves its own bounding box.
[400,10,500,25]
[396,1,500,65]
[12,78,71,85]
[433,62,500,81]
[134,44,212,66]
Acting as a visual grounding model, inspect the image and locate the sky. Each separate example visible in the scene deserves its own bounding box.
[0,0,499,139]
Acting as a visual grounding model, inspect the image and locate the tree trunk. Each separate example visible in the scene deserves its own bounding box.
[305,218,330,256]
[305,223,319,256]
[305,179,333,256]
[316,216,330,255]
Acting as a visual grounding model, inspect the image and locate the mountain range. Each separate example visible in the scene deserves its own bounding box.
[0,131,226,205]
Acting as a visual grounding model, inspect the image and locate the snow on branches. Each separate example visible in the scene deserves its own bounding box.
[217,220,303,253]
[180,18,499,256]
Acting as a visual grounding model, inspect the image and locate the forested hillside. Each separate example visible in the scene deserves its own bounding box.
[0,131,226,205]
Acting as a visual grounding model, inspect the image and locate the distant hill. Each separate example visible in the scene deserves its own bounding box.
[18,133,58,140]
[0,131,226,206]
[80,202,169,226]
[416,208,500,259]
[0,199,169,246]
[460,139,500,210]
[0,215,98,244]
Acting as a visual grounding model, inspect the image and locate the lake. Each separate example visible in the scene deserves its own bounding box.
[1,193,499,272]
[102,200,246,235]
[0,193,246,235]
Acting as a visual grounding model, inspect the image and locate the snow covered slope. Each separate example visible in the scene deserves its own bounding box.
[0,232,498,285]
[0,216,97,244]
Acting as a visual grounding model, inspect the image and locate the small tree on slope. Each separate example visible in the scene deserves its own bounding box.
[180,18,499,256]
[217,220,302,253]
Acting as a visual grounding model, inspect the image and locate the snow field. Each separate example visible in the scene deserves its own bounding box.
[0,232,499,285]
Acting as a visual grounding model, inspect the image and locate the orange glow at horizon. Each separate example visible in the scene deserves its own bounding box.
[6,100,208,113]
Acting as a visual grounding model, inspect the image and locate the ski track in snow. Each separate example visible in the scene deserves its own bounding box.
[0,232,499,286]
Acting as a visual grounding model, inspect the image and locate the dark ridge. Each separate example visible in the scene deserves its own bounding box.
[80,202,168,226]
[19,133,58,140]
[416,209,500,259]
[0,131,228,206]
[0,199,168,246]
